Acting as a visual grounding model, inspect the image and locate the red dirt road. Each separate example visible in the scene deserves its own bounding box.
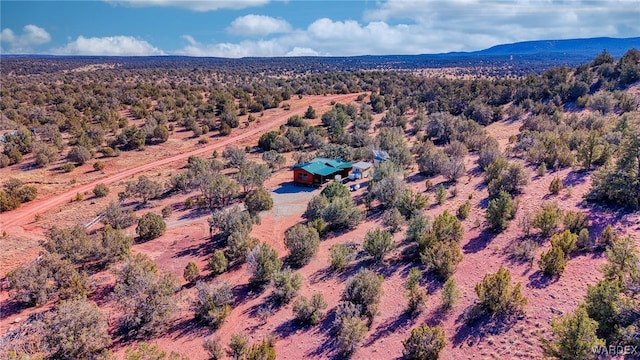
[0,94,358,234]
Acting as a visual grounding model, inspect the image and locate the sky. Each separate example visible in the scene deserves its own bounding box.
[1,0,639,57]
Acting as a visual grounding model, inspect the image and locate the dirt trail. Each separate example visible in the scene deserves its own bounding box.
[0,94,357,233]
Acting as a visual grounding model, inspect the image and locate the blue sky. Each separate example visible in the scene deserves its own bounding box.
[1,0,639,57]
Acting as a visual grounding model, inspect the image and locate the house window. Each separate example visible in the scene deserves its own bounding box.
[298,172,308,179]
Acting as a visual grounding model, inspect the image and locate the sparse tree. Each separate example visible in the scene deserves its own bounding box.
[183,262,199,283]
[208,250,228,275]
[284,223,320,267]
[330,243,354,272]
[363,228,394,263]
[533,202,563,237]
[194,281,234,329]
[293,292,327,325]
[227,333,249,360]
[402,324,447,360]
[441,278,460,310]
[541,307,604,360]
[342,269,384,322]
[67,145,91,165]
[271,268,302,304]
[245,187,273,217]
[246,243,282,288]
[474,266,527,316]
[382,207,405,233]
[136,212,166,242]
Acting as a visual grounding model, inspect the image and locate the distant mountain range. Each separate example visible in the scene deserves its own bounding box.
[467,37,640,57]
[3,37,639,76]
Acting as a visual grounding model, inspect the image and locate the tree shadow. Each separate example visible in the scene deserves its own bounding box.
[463,228,498,254]
[167,317,212,341]
[273,318,304,339]
[307,308,338,359]
[364,311,418,347]
[0,297,27,319]
[452,307,519,347]
[527,270,558,289]
[172,239,217,259]
[563,170,590,187]
[273,182,318,194]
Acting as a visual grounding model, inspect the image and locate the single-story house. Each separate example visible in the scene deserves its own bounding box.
[293,157,352,185]
[350,161,372,179]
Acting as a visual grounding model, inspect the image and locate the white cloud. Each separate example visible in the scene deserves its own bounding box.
[286,47,320,57]
[52,36,165,56]
[104,0,270,11]
[0,25,51,53]
[227,15,292,36]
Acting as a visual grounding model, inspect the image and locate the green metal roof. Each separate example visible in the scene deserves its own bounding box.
[293,157,352,176]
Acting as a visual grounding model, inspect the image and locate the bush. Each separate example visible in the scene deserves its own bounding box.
[161,205,172,218]
[402,324,446,360]
[363,228,394,263]
[550,230,578,256]
[382,207,404,233]
[194,281,234,329]
[246,338,276,360]
[93,160,105,171]
[420,240,463,280]
[113,254,178,335]
[304,105,317,119]
[284,224,320,267]
[539,245,567,276]
[457,200,471,220]
[405,268,427,314]
[102,201,136,229]
[485,191,515,232]
[342,269,384,322]
[441,278,460,310]
[44,298,111,359]
[246,243,282,288]
[321,182,350,201]
[208,250,228,275]
[93,183,109,197]
[431,210,464,243]
[442,157,466,182]
[227,333,249,360]
[435,184,447,205]
[271,268,302,304]
[474,266,527,316]
[293,292,327,325]
[136,212,166,242]
[397,189,429,219]
[507,238,538,264]
[532,203,563,237]
[563,210,589,234]
[336,315,368,357]
[406,214,431,244]
[183,262,199,283]
[598,224,617,247]
[330,243,354,272]
[244,187,273,217]
[549,177,563,195]
[67,145,91,165]
[576,228,592,249]
[537,163,547,177]
[203,337,224,360]
[583,280,621,342]
[541,307,605,360]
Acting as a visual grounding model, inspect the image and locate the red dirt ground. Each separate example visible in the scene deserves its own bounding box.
[2,97,639,359]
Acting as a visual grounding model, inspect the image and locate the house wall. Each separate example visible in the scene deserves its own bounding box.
[293,168,314,185]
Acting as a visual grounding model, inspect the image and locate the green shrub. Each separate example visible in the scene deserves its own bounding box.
[485,191,515,232]
[93,183,109,197]
[421,240,463,280]
[61,162,75,173]
[336,315,368,357]
[541,307,605,360]
[402,324,446,360]
[550,230,577,256]
[363,228,394,263]
[271,268,302,304]
[457,200,471,220]
[382,207,405,233]
[598,224,617,247]
[161,206,172,218]
[435,184,447,205]
[532,202,562,237]
[320,182,350,201]
[563,210,589,234]
[246,338,276,360]
[183,262,199,283]
[404,268,427,314]
[431,210,463,243]
[136,212,166,242]
[342,269,384,322]
[576,228,592,249]
[474,266,527,316]
[227,333,249,360]
[246,243,282,288]
[539,245,567,276]
[293,292,327,325]
[330,243,354,272]
[584,280,621,342]
[93,160,105,171]
[208,250,228,275]
[194,281,234,329]
[244,187,273,216]
[284,224,320,267]
[441,278,460,310]
[537,163,547,177]
[202,337,224,360]
[549,177,563,195]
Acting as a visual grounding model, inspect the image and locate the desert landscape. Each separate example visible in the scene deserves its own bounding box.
[1,47,639,360]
